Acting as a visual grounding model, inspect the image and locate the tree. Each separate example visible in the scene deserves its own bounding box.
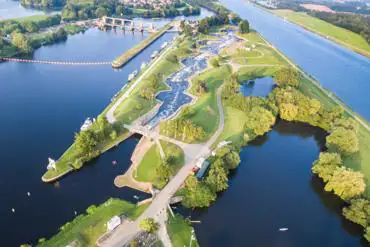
[198,19,209,33]
[245,107,276,136]
[182,175,216,208]
[95,7,108,18]
[365,227,370,243]
[274,68,300,87]
[156,158,172,186]
[11,32,32,53]
[224,151,240,170]
[239,20,250,33]
[206,159,229,192]
[75,130,97,155]
[23,21,39,33]
[342,199,370,227]
[326,127,359,155]
[209,57,220,67]
[279,103,298,121]
[325,167,365,200]
[312,152,342,182]
[139,218,158,233]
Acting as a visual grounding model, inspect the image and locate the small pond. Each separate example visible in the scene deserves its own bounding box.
[240,77,275,97]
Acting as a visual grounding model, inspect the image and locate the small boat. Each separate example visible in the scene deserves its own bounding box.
[133,195,140,200]
[80,117,94,131]
[160,42,168,50]
[112,160,118,165]
[140,62,147,71]
[151,50,159,59]
[128,70,138,81]
[279,228,288,232]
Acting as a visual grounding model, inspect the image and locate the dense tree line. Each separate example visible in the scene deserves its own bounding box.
[309,11,370,44]
[160,118,205,142]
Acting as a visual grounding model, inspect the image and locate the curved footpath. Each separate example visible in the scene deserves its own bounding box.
[97,86,225,247]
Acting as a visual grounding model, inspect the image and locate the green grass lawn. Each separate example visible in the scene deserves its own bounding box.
[38,199,148,247]
[273,9,370,56]
[166,214,199,247]
[5,15,51,23]
[136,141,184,188]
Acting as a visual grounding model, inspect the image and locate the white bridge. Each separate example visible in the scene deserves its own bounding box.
[97,16,156,32]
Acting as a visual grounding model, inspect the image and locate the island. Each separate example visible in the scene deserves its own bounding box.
[19,0,370,246]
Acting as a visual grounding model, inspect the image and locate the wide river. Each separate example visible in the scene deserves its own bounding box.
[221,0,370,121]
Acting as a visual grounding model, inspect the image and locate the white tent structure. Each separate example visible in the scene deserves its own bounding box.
[107,216,121,231]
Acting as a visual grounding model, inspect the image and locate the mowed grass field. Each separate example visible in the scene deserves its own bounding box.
[273,9,370,57]
[136,141,184,188]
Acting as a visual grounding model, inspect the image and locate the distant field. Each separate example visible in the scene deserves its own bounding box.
[273,9,370,57]
[4,15,50,23]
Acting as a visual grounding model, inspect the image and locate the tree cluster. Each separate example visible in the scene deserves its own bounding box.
[139,218,158,233]
[160,119,205,142]
[73,116,116,168]
[140,74,161,100]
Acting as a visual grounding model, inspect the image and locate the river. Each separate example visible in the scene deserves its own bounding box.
[0,7,214,246]
[221,0,370,121]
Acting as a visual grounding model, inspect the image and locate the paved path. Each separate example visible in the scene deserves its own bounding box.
[97,86,225,247]
[106,43,175,123]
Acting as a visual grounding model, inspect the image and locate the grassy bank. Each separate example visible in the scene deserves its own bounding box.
[167,214,199,247]
[37,199,148,247]
[111,23,172,68]
[273,9,370,58]
[136,141,185,188]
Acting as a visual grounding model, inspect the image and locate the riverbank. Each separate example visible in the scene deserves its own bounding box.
[259,7,370,58]
[111,23,173,68]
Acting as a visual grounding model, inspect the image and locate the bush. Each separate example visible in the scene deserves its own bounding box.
[139,218,158,233]
[274,68,300,87]
[324,167,365,200]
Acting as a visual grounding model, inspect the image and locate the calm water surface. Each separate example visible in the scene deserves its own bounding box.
[186,120,365,246]
[221,0,370,121]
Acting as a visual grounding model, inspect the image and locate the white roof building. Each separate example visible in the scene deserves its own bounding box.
[107,216,121,231]
[47,157,56,170]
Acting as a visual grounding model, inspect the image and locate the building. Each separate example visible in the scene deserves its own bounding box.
[107,216,121,231]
